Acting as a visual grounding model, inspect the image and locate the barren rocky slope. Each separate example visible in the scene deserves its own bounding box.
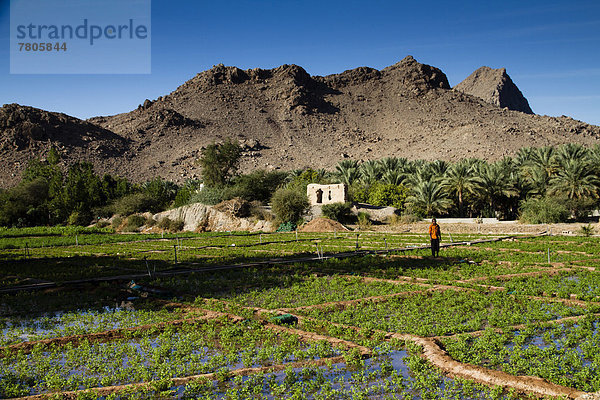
[0,104,131,187]
[1,56,599,186]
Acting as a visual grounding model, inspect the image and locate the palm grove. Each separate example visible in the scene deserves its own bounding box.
[1,142,599,227]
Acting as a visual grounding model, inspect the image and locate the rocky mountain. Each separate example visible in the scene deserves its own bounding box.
[1,56,599,186]
[0,104,131,186]
[454,66,533,114]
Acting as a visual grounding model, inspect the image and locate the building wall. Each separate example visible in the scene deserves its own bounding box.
[306,183,347,206]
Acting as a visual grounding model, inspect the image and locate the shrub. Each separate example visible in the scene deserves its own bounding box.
[189,186,225,205]
[173,180,202,208]
[580,224,595,237]
[348,182,409,210]
[67,211,92,226]
[519,196,570,224]
[123,215,146,232]
[321,202,352,222]
[271,188,309,224]
[213,198,250,218]
[367,183,409,210]
[249,201,273,221]
[357,212,372,230]
[389,213,419,225]
[158,217,172,230]
[276,221,297,232]
[145,216,157,227]
[111,216,123,229]
[225,170,287,203]
[96,219,111,228]
[112,193,159,215]
[170,218,185,232]
[156,216,184,232]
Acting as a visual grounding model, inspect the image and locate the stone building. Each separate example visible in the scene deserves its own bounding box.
[306,183,347,206]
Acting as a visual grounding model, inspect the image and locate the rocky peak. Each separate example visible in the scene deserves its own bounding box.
[454,66,533,114]
[382,55,451,91]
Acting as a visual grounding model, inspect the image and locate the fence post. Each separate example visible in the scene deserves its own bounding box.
[75,235,78,246]
[356,234,359,250]
[174,245,178,264]
[145,257,151,277]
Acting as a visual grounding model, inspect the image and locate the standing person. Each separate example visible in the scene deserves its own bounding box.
[429,218,441,257]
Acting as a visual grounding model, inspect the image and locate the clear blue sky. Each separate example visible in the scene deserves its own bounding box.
[0,0,599,125]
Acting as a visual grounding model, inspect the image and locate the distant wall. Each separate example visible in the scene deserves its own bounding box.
[307,183,346,206]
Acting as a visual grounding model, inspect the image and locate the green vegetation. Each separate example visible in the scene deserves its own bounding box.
[198,139,242,187]
[271,187,309,224]
[2,231,600,398]
[321,202,353,222]
[442,317,600,392]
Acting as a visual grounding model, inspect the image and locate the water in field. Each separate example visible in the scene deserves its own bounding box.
[167,349,513,400]
[0,305,184,346]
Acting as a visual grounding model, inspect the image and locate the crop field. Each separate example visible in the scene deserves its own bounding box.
[1,228,600,399]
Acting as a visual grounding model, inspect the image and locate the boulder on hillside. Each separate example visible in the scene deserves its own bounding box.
[153,203,274,232]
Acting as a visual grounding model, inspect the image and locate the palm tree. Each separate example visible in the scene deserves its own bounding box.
[549,158,599,200]
[473,162,515,217]
[442,161,478,217]
[530,146,557,176]
[403,166,433,187]
[377,157,400,173]
[427,160,449,180]
[335,160,360,186]
[555,143,589,167]
[526,165,551,197]
[359,160,381,184]
[520,146,556,198]
[406,180,453,217]
[588,144,600,176]
[381,170,404,186]
[514,147,535,168]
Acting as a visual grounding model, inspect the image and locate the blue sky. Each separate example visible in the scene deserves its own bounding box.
[0,0,599,125]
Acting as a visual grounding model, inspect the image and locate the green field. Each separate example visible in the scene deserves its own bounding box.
[1,229,599,399]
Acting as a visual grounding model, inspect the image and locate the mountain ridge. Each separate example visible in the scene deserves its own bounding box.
[1,56,599,187]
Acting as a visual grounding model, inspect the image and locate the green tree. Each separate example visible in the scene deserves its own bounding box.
[442,161,478,217]
[358,160,381,184]
[549,158,598,200]
[367,183,409,210]
[143,177,178,210]
[198,139,242,187]
[473,162,515,217]
[62,162,104,224]
[335,160,360,186]
[271,187,309,224]
[0,178,49,226]
[225,170,287,203]
[406,180,452,217]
